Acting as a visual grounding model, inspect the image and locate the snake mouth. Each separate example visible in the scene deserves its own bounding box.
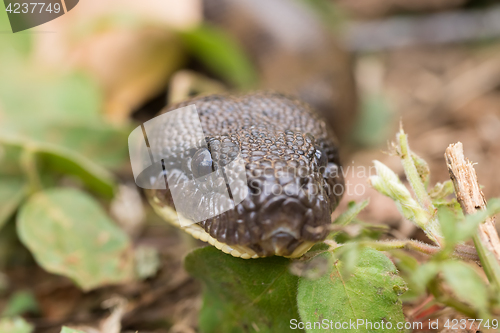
[147,162,341,257]
[254,196,317,256]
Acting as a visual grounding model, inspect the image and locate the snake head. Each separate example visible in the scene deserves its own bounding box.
[143,93,344,258]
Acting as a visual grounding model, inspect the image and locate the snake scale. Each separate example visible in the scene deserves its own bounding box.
[145,0,355,258]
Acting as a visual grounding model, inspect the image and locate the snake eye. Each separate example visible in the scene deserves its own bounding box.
[191,148,214,178]
[315,147,328,169]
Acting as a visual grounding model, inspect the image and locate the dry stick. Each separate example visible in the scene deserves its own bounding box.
[445,142,500,288]
[445,143,500,259]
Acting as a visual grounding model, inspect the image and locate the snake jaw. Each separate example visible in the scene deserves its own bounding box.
[150,198,316,259]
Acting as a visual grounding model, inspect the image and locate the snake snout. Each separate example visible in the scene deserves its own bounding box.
[270,232,301,257]
[253,184,330,256]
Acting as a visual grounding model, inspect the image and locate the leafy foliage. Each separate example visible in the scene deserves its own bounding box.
[331,199,369,228]
[297,248,407,333]
[370,127,500,318]
[0,1,498,330]
[1,136,117,198]
[185,246,301,333]
[0,0,259,298]
[0,71,102,135]
[439,199,500,254]
[180,24,258,89]
[440,261,488,314]
[17,188,134,291]
[0,176,26,232]
[185,245,407,333]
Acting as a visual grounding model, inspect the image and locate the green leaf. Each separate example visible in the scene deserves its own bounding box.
[438,206,459,252]
[0,70,102,135]
[45,73,102,125]
[369,160,429,229]
[0,4,31,57]
[332,242,361,279]
[0,317,33,333]
[180,24,258,89]
[1,290,38,317]
[429,180,454,202]
[34,124,131,171]
[0,176,27,232]
[60,327,86,333]
[411,152,430,189]
[38,145,115,198]
[297,248,406,333]
[439,199,500,252]
[415,260,490,315]
[0,135,115,198]
[441,261,488,314]
[332,200,369,227]
[412,262,440,293]
[0,142,23,176]
[0,48,127,176]
[17,188,134,291]
[185,246,301,333]
[390,251,425,301]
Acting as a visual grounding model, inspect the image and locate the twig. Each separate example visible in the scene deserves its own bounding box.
[445,142,500,289]
[360,240,479,261]
[445,143,500,260]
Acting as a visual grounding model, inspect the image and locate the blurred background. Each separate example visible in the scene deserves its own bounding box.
[1,0,500,332]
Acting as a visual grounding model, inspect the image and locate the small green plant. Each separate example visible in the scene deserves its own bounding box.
[368,127,500,321]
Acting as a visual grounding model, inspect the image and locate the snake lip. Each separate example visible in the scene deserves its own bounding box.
[255,196,329,256]
[270,232,301,257]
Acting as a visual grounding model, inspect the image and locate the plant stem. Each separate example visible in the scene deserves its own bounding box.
[398,126,443,246]
[361,240,440,255]
[398,126,434,214]
[360,240,479,261]
[20,147,42,194]
[473,233,500,292]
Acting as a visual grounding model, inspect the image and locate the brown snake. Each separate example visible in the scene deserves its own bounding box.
[146,92,345,258]
[145,0,355,258]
